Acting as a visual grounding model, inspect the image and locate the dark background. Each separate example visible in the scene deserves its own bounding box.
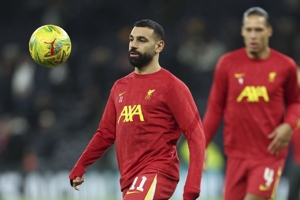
[0,0,299,195]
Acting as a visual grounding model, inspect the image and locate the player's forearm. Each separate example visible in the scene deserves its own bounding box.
[183,125,205,199]
[284,103,300,129]
[69,132,114,179]
[203,105,223,147]
[183,152,204,199]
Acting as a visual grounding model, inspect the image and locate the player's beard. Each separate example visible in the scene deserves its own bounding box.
[128,49,154,69]
[249,51,258,57]
[247,42,261,58]
[249,48,262,58]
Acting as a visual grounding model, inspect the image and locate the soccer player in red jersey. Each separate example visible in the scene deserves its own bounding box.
[203,7,300,200]
[69,19,205,200]
[287,67,300,200]
[287,126,300,200]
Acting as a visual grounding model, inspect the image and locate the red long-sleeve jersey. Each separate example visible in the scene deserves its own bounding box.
[69,68,205,199]
[203,48,300,159]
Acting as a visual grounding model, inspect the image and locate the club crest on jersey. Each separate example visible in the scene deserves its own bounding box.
[234,73,245,85]
[145,89,155,99]
[269,72,276,82]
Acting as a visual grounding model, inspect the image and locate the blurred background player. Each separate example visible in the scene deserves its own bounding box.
[287,67,300,200]
[203,7,300,200]
[69,19,205,200]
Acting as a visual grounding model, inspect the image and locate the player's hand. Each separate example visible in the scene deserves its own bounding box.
[267,123,292,155]
[72,177,84,191]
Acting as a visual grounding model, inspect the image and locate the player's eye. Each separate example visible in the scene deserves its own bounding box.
[138,38,147,42]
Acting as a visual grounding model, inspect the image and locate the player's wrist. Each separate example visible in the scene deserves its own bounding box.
[183,185,200,200]
[283,120,296,130]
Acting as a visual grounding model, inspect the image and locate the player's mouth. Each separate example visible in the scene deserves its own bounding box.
[249,42,258,48]
[129,51,140,57]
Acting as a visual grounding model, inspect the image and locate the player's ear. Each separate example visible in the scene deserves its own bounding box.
[155,40,164,53]
[240,25,244,37]
[268,25,273,37]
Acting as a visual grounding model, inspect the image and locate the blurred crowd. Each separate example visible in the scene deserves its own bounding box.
[0,0,300,175]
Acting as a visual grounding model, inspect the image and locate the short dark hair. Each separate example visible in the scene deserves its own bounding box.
[243,7,270,26]
[134,19,165,41]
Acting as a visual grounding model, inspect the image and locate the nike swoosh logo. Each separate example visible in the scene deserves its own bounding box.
[126,191,140,194]
[259,184,270,191]
[119,92,126,96]
[234,73,245,78]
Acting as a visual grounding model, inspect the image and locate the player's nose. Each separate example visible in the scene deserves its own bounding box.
[129,40,138,49]
[249,31,257,39]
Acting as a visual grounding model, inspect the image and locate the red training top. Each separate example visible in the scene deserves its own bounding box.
[203,48,300,159]
[69,68,205,199]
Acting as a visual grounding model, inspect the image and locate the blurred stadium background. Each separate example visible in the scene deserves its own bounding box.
[0,0,300,199]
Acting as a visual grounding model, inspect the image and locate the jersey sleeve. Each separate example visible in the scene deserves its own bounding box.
[283,62,300,129]
[166,80,205,200]
[69,87,117,181]
[203,56,228,146]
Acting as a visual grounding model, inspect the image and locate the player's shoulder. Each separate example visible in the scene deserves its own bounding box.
[109,72,135,92]
[160,68,186,85]
[214,48,246,72]
[270,48,296,66]
[160,68,178,79]
[160,68,191,94]
[216,48,246,66]
[113,72,135,85]
[219,48,245,61]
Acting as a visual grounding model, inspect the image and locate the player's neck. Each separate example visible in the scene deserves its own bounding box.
[134,62,161,75]
[246,47,270,60]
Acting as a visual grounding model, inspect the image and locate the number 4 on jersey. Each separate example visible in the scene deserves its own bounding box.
[259,167,274,191]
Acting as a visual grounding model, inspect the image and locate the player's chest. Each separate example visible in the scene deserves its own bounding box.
[114,85,167,120]
[227,65,285,102]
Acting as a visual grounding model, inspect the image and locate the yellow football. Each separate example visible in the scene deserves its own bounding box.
[29,25,71,67]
